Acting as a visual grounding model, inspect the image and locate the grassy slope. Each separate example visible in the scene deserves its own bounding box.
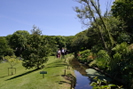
[0,56,74,89]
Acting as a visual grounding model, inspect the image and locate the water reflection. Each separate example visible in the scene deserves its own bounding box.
[69,58,92,89]
[75,70,92,89]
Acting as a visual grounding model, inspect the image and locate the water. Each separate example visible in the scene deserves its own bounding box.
[69,58,92,89]
[74,70,92,89]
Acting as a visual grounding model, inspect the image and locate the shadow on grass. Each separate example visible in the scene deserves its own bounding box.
[6,68,40,81]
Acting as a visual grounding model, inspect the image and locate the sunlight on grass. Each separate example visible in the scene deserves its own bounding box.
[0,56,74,89]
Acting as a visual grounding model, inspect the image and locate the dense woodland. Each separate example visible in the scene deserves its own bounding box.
[1,0,133,88]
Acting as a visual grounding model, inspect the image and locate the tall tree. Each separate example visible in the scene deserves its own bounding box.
[22,30,49,69]
[75,0,114,52]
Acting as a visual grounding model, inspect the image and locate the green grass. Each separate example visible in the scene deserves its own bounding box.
[0,56,74,89]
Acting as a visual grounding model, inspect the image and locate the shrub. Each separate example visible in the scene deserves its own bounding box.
[95,50,110,69]
[90,77,123,89]
[77,49,93,63]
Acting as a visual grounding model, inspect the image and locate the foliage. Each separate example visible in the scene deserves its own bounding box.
[90,77,123,89]
[43,36,58,56]
[72,0,133,88]
[54,36,66,49]
[9,30,30,56]
[22,34,49,69]
[0,37,14,59]
[73,2,133,87]
[77,49,93,63]
[109,42,133,88]
[112,42,129,56]
[4,55,20,68]
[95,50,110,69]
[6,34,12,44]
[75,0,116,52]
[111,0,133,33]
[71,30,89,57]
[4,55,21,75]
[31,25,42,35]
[65,36,75,53]
[87,27,102,50]
[110,42,129,72]
[91,45,102,53]
[117,32,131,44]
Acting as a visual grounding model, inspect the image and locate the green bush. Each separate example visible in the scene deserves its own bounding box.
[77,49,93,63]
[112,42,129,55]
[110,42,133,88]
[90,77,123,89]
[95,50,110,69]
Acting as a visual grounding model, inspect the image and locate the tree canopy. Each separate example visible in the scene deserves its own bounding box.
[9,30,30,56]
[0,37,13,59]
[111,0,133,33]
[22,29,49,69]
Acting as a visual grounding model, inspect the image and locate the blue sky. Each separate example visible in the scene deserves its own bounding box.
[0,0,114,36]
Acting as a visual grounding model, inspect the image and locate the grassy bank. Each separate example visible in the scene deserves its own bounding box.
[0,56,75,89]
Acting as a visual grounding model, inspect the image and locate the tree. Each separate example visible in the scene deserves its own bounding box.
[22,34,49,69]
[9,30,30,56]
[72,30,88,50]
[55,36,66,49]
[75,0,114,52]
[65,36,75,53]
[42,35,58,56]
[31,25,42,35]
[5,55,20,75]
[70,30,89,57]
[6,35,12,44]
[111,0,133,33]
[86,26,103,52]
[0,37,14,60]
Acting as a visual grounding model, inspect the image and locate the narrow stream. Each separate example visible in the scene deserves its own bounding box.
[69,58,93,89]
[74,70,92,89]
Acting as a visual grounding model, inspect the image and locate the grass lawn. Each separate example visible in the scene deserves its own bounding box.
[0,56,75,89]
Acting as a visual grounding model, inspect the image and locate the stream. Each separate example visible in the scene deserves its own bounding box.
[69,58,93,89]
[74,70,92,89]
